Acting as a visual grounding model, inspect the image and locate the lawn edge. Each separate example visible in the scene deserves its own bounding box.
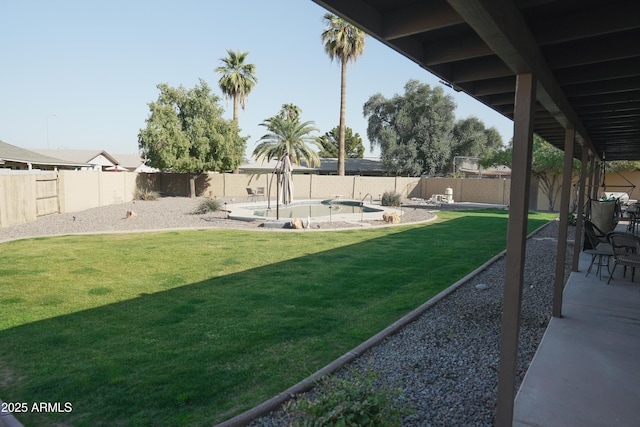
[215,219,557,426]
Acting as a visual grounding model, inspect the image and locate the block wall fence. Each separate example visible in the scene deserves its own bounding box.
[4,170,638,228]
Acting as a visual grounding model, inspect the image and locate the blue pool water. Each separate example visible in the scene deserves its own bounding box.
[252,200,382,219]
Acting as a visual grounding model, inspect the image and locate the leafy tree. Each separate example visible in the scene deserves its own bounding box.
[215,50,258,126]
[480,135,583,211]
[252,105,321,167]
[605,160,640,173]
[479,143,512,169]
[321,13,366,176]
[363,80,456,176]
[317,126,365,158]
[452,117,503,160]
[138,80,246,197]
[531,135,582,211]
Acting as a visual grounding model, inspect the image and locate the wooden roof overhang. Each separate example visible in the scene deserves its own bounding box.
[312,0,640,161]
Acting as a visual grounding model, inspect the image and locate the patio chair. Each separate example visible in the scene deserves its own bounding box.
[587,198,618,236]
[246,187,257,201]
[583,220,613,279]
[255,187,265,200]
[606,232,640,284]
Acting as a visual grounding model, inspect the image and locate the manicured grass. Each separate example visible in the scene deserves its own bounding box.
[0,210,555,426]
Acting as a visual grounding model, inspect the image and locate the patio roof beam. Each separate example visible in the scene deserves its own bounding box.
[446,0,595,154]
[382,2,463,40]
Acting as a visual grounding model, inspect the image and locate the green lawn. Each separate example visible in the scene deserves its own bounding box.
[0,210,556,426]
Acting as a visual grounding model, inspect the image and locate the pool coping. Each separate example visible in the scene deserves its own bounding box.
[227,199,403,225]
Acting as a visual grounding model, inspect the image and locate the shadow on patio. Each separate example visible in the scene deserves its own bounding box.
[514,225,640,426]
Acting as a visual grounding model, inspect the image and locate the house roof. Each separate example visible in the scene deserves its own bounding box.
[110,154,147,170]
[0,140,89,168]
[32,149,121,166]
[312,0,640,161]
[239,157,386,175]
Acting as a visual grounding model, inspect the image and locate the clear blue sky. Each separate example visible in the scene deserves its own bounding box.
[0,0,514,159]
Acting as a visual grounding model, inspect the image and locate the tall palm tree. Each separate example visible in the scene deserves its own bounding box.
[252,113,321,168]
[215,49,258,126]
[321,13,366,176]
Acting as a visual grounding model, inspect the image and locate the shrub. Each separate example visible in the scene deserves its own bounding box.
[381,191,401,207]
[192,198,223,215]
[282,370,410,426]
[133,188,159,201]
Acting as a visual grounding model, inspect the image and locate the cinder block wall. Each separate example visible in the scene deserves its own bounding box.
[0,174,38,227]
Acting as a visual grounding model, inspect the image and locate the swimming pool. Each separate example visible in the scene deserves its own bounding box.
[227,199,399,224]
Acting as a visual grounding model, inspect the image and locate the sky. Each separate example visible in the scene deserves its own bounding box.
[0,0,515,160]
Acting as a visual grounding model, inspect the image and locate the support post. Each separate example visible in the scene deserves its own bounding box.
[496,73,536,427]
[593,160,601,200]
[572,149,589,271]
[586,157,594,201]
[553,129,575,318]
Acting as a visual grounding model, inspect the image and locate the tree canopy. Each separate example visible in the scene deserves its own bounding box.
[321,13,366,176]
[215,50,258,125]
[138,80,246,196]
[479,135,583,211]
[452,117,503,160]
[317,126,365,159]
[252,104,321,168]
[363,80,457,176]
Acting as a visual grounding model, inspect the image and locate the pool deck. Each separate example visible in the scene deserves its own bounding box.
[227,199,402,224]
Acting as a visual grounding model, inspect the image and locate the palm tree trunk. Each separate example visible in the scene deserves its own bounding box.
[233,95,239,125]
[338,59,347,176]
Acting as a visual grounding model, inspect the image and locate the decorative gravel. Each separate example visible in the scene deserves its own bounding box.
[0,197,436,243]
[247,220,573,427]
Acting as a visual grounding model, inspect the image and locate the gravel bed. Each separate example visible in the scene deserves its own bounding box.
[248,220,573,427]
[0,197,436,243]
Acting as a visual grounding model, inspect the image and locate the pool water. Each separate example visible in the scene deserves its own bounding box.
[252,201,381,219]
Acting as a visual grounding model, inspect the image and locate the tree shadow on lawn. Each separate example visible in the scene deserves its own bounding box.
[0,211,549,426]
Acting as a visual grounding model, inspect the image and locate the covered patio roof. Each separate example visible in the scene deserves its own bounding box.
[311,1,640,425]
[312,0,640,161]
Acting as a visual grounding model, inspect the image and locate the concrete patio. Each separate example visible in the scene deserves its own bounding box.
[514,229,640,426]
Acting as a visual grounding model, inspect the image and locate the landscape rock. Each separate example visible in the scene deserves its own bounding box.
[383,212,400,224]
[290,218,304,229]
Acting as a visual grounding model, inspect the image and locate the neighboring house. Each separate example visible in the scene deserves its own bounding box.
[111,154,158,173]
[451,156,511,178]
[32,149,122,171]
[239,157,387,176]
[0,140,89,171]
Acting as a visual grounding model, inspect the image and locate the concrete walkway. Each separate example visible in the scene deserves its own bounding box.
[514,240,640,426]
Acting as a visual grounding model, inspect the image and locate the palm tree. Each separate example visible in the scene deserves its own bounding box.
[252,111,321,168]
[321,13,366,176]
[215,49,258,126]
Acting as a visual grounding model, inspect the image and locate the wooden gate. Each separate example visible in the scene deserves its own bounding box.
[35,174,59,217]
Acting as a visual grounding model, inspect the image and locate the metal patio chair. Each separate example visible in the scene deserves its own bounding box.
[583,220,613,279]
[607,232,640,284]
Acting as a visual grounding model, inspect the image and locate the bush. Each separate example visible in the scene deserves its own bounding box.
[381,191,402,207]
[192,198,223,214]
[133,188,159,201]
[282,370,410,426]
